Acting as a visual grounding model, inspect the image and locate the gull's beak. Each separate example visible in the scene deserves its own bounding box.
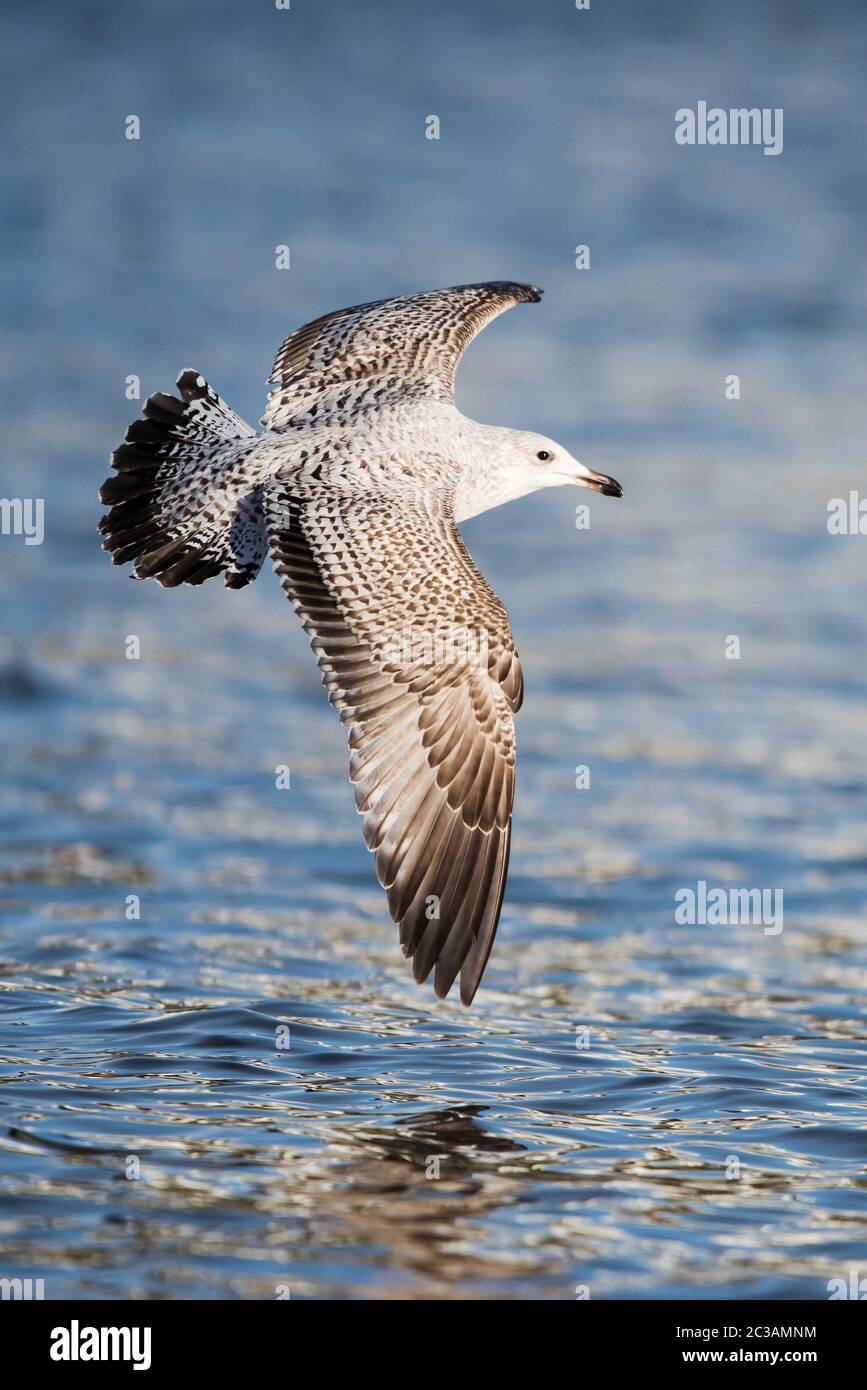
[567,462,624,498]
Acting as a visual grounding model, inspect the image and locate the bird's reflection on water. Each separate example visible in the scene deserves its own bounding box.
[3,961,866,1300]
[301,1107,529,1295]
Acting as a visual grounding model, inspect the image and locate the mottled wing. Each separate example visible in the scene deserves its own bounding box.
[265,480,523,1004]
[262,280,542,430]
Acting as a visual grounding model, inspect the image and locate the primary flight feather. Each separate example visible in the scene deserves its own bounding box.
[99,282,622,1003]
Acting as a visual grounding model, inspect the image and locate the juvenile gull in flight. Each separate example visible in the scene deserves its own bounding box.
[99,282,623,1003]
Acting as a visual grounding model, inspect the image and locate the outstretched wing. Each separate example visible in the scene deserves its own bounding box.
[265,479,523,1004]
[262,280,542,431]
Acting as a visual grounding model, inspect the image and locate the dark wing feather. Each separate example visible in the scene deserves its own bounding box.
[265,482,522,1004]
[262,280,542,430]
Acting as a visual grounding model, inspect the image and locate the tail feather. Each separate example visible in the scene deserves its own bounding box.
[99,371,269,589]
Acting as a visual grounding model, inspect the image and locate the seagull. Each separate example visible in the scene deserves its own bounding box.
[99,282,622,1004]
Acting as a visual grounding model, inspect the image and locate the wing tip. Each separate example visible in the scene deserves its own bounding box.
[492,280,543,303]
[465,280,542,304]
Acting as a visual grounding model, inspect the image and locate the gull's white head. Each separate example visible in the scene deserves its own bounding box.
[454,423,623,522]
[504,428,624,499]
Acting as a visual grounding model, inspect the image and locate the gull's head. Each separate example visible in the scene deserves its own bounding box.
[453,423,624,522]
[501,429,623,500]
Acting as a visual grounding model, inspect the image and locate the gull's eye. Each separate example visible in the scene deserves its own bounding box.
[536,449,553,462]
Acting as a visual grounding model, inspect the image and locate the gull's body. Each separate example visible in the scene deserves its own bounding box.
[99,282,622,1003]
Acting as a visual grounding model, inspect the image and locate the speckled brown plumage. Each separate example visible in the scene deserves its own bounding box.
[98,281,620,1003]
[266,483,522,1003]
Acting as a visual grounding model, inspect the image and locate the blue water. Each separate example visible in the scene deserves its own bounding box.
[1,0,866,1299]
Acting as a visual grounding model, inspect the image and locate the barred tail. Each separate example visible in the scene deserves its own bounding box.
[99,370,268,589]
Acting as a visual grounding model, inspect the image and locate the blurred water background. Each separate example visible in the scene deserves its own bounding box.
[1,0,866,1299]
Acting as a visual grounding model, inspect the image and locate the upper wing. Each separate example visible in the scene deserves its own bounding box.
[265,479,523,1004]
[261,280,542,431]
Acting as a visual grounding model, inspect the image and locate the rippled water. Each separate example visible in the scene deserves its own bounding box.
[2,0,866,1299]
